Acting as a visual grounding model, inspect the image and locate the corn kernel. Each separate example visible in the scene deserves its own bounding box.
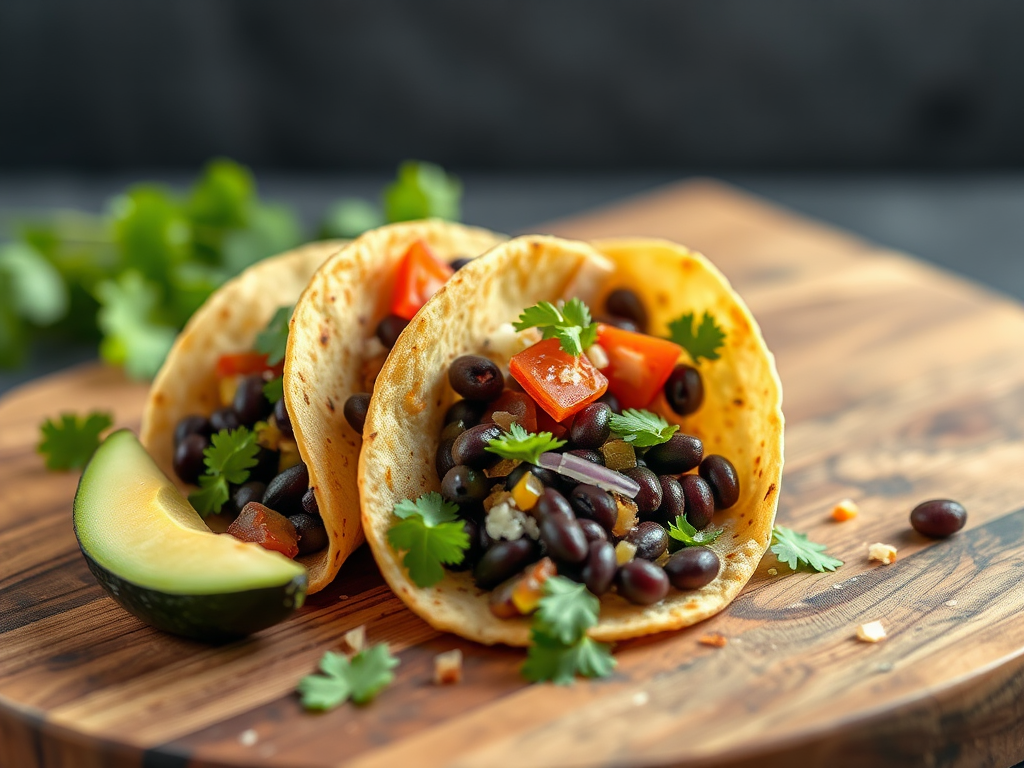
[612,495,638,537]
[615,540,637,565]
[511,472,544,511]
[832,498,859,522]
[219,375,241,407]
[256,419,283,450]
[511,558,557,614]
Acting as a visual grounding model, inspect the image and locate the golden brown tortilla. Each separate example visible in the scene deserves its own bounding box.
[358,235,784,645]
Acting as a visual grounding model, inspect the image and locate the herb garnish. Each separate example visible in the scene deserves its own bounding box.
[255,305,292,367]
[297,644,400,710]
[513,298,598,357]
[770,525,844,573]
[522,576,616,685]
[608,408,679,447]
[485,423,567,465]
[667,515,724,551]
[387,492,470,588]
[262,375,284,404]
[187,425,261,516]
[667,311,726,364]
[38,411,113,470]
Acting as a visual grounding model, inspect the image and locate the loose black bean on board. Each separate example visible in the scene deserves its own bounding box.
[626,521,669,561]
[570,485,619,533]
[616,559,669,605]
[582,540,617,595]
[292,513,329,555]
[680,474,715,530]
[569,403,612,450]
[343,393,371,435]
[699,455,740,510]
[664,546,720,590]
[910,499,967,538]
[664,364,705,417]
[622,466,663,514]
[605,288,648,332]
[375,314,409,349]
[474,538,539,590]
[173,433,208,485]
[451,423,504,469]
[644,433,703,476]
[448,355,504,402]
[263,463,309,517]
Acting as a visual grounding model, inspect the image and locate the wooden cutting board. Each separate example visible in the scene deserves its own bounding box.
[4,180,1024,768]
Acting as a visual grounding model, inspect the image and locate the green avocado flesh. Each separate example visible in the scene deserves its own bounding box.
[73,429,307,641]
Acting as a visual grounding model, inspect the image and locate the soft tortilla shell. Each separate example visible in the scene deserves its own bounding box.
[285,221,506,593]
[359,236,784,645]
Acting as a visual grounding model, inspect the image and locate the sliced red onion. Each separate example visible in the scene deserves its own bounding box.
[537,451,641,498]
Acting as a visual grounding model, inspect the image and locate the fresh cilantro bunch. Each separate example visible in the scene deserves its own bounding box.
[513,298,598,356]
[387,493,470,587]
[667,311,726,364]
[608,408,679,447]
[298,643,400,710]
[37,411,113,470]
[486,423,566,464]
[770,525,844,572]
[522,577,616,685]
[187,425,261,516]
[667,515,724,552]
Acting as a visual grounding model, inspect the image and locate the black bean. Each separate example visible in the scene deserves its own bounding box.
[535,487,574,522]
[597,314,639,333]
[441,465,490,507]
[229,481,267,517]
[578,518,608,543]
[301,487,319,517]
[292,513,329,555]
[664,546,720,590]
[233,374,273,426]
[622,466,662,514]
[645,433,703,476]
[375,314,409,349]
[569,403,612,450]
[505,463,559,491]
[447,518,480,572]
[605,288,648,332]
[474,538,539,589]
[910,499,967,538]
[444,399,486,427]
[273,397,294,439]
[210,407,241,433]
[597,390,622,414]
[343,393,371,435]
[441,420,467,442]
[263,463,309,517]
[173,433,208,485]
[249,447,281,484]
[451,423,505,469]
[451,257,473,271]
[664,364,704,417]
[174,415,211,447]
[649,475,685,527]
[626,521,669,561]
[699,455,740,510]
[539,514,589,565]
[616,560,669,605]
[435,437,457,481]
[582,540,617,595]
[448,355,504,402]
[567,448,604,465]
[569,485,618,532]
[680,474,715,529]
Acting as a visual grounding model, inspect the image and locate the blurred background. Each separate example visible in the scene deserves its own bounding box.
[3,0,1024,390]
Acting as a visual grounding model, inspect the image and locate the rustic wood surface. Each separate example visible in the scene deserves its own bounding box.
[4,179,1024,768]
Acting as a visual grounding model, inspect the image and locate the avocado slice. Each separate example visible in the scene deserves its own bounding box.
[73,429,307,642]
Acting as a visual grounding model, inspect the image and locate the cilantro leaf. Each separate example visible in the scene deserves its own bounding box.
[485,423,567,465]
[770,525,844,573]
[318,198,385,239]
[263,375,284,404]
[383,161,462,223]
[94,270,177,380]
[667,311,726,364]
[187,426,260,516]
[254,305,292,366]
[572,636,618,679]
[534,576,599,645]
[38,412,113,470]
[298,644,400,710]
[608,408,679,447]
[0,242,69,326]
[388,492,469,587]
[513,298,598,356]
[667,515,724,551]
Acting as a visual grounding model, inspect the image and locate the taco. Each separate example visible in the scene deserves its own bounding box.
[358,235,784,645]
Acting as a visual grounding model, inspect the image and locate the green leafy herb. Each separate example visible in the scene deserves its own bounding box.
[94,270,178,380]
[608,408,679,447]
[38,411,113,470]
[263,375,284,404]
[534,576,601,645]
[770,525,844,573]
[485,422,566,465]
[297,643,400,710]
[318,198,385,239]
[667,515,724,551]
[667,311,726,364]
[187,426,260,516]
[383,161,462,223]
[387,492,470,587]
[0,242,69,326]
[255,305,292,366]
[512,298,598,356]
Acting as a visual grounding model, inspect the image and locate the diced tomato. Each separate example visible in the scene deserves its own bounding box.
[390,240,455,320]
[215,352,282,379]
[536,408,568,440]
[509,338,608,423]
[597,324,683,410]
[481,390,538,433]
[226,502,299,559]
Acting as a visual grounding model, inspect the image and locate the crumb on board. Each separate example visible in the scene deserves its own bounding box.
[856,620,887,643]
[868,542,898,565]
[239,729,258,747]
[832,498,859,522]
[698,633,728,648]
[767,567,778,576]
[945,599,958,607]
[632,691,650,706]
[343,625,367,653]
[433,649,463,685]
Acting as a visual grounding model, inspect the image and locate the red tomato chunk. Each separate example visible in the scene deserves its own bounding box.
[390,240,455,321]
[509,338,608,423]
[216,352,281,379]
[226,502,300,559]
[597,324,682,410]
[482,390,539,433]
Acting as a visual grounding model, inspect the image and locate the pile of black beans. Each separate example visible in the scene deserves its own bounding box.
[172,372,328,556]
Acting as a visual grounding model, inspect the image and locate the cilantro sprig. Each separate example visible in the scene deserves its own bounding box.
[608,408,679,447]
[485,422,566,465]
[522,576,616,685]
[513,298,598,356]
[187,425,261,516]
[667,515,724,552]
[387,493,470,588]
[255,305,292,367]
[770,525,844,573]
[667,311,726,364]
[297,643,400,710]
[38,411,113,470]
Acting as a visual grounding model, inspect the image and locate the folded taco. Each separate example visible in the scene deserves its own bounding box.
[358,235,784,645]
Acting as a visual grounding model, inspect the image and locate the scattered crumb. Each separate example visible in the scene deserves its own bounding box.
[238,729,258,747]
[433,649,463,685]
[343,625,367,653]
[767,567,778,576]
[632,691,650,706]
[832,498,859,522]
[868,542,898,565]
[832,583,844,590]
[875,662,894,673]
[698,633,728,648]
[945,599,958,607]
[338,595,349,601]
[856,620,887,643]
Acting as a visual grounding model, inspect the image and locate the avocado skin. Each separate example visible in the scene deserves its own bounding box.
[81,551,307,643]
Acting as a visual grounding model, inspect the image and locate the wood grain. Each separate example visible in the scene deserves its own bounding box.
[4,179,1024,767]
